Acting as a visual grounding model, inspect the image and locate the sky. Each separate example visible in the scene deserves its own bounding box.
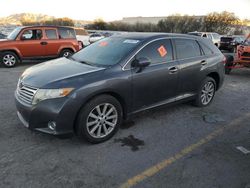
[0,0,250,21]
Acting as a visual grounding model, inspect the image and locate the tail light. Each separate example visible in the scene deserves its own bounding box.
[78,41,83,50]
[223,56,227,65]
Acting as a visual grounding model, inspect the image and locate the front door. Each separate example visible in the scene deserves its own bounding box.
[16,28,45,57]
[131,39,179,111]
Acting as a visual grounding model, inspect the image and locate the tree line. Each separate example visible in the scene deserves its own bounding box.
[20,11,249,35]
[89,11,249,35]
[21,17,75,26]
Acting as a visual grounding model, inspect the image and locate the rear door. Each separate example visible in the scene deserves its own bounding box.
[43,28,60,56]
[173,38,205,95]
[131,39,179,111]
[16,28,45,57]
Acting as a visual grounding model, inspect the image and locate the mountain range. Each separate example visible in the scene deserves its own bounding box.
[0,13,91,26]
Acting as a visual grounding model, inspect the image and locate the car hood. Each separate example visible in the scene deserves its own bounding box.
[20,57,105,88]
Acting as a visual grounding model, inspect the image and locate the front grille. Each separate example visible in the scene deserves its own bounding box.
[16,84,38,105]
[242,52,250,57]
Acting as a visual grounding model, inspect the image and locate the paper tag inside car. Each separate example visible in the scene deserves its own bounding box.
[123,39,140,44]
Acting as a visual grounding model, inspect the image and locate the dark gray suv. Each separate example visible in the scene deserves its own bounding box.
[15,33,225,143]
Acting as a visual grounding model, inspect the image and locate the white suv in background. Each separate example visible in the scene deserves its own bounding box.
[188,32,221,47]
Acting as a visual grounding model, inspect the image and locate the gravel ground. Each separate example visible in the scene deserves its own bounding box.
[0,62,250,188]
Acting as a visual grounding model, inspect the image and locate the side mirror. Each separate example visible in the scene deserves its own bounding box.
[20,36,26,40]
[132,57,151,68]
[131,57,151,73]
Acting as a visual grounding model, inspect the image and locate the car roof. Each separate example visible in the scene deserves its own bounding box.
[111,32,200,41]
[188,31,219,34]
[20,26,74,30]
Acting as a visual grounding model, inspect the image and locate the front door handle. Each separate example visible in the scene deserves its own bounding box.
[40,41,48,45]
[201,60,207,66]
[168,66,178,74]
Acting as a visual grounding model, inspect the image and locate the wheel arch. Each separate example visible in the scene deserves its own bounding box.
[73,91,127,133]
[58,46,76,56]
[206,72,220,90]
[0,49,21,62]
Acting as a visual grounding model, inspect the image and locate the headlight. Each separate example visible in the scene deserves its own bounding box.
[32,88,74,105]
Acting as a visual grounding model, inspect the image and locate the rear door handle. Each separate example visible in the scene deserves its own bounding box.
[168,66,178,74]
[40,42,48,45]
[201,60,207,66]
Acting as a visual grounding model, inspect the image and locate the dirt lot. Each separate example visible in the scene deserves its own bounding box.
[0,62,250,188]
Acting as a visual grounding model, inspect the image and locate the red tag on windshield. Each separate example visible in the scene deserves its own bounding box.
[157,45,167,57]
[99,41,108,47]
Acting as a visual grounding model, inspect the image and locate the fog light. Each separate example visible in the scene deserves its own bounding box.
[48,121,56,131]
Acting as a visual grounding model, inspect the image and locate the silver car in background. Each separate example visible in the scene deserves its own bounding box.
[89,33,105,44]
[188,32,221,47]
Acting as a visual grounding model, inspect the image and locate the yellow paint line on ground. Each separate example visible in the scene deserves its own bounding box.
[120,112,250,188]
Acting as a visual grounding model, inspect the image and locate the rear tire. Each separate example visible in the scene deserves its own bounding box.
[225,55,234,75]
[76,95,123,143]
[0,51,19,67]
[59,49,73,58]
[193,77,216,107]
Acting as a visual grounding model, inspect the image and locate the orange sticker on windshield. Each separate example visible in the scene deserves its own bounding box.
[157,45,167,57]
[99,41,108,47]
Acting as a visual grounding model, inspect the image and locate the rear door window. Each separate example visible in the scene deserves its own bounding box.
[136,39,173,64]
[174,39,201,59]
[45,29,58,39]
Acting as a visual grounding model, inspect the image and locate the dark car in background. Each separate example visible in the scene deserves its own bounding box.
[219,35,245,52]
[0,32,7,39]
[15,33,225,143]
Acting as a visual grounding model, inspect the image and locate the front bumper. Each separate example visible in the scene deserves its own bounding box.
[15,91,80,135]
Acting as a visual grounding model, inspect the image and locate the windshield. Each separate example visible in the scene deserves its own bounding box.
[212,33,220,40]
[72,37,141,66]
[7,27,23,40]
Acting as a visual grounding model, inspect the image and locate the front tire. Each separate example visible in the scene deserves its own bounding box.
[193,77,216,107]
[1,51,19,67]
[76,95,123,143]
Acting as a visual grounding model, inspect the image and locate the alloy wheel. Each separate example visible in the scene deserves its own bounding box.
[86,103,118,138]
[3,54,16,67]
[63,51,72,57]
[201,81,215,105]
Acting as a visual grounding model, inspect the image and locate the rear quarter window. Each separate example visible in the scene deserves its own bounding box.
[174,39,201,59]
[198,41,214,55]
[58,28,76,39]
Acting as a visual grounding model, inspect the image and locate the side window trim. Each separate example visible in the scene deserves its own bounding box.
[122,36,202,71]
[196,40,204,56]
